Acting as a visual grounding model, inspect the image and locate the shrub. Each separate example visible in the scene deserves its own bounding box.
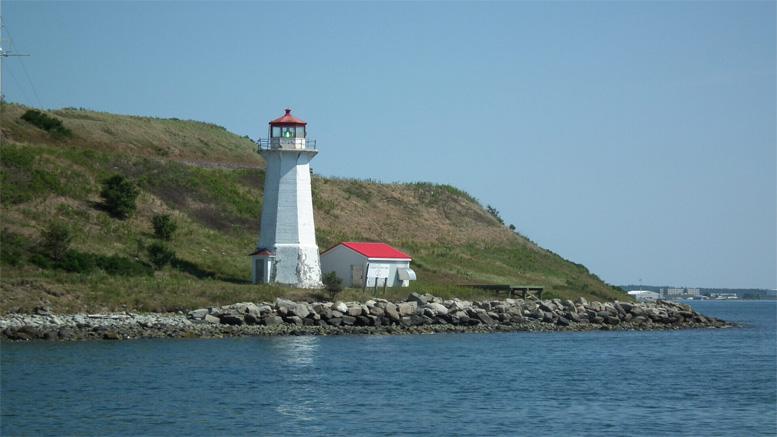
[54,251,96,274]
[148,241,175,269]
[151,214,177,241]
[41,221,73,261]
[20,110,72,137]
[486,205,504,225]
[96,254,153,277]
[322,271,343,301]
[100,174,140,218]
[1,231,28,266]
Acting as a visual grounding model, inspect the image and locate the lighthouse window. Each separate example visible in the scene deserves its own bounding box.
[296,127,305,138]
[283,127,293,138]
[272,126,281,138]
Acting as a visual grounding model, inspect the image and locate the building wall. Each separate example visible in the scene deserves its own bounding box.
[257,148,322,288]
[320,246,411,288]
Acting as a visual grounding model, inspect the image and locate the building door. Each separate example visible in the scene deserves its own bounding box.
[255,260,265,284]
[351,265,363,288]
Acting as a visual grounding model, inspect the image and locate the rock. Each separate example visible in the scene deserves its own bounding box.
[342,316,356,326]
[204,314,220,324]
[188,308,208,320]
[370,306,385,318]
[422,303,449,316]
[220,314,245,326]
[262,315,283,326]
[556,317,570,327]
[346,305,363,317]
[285,316,303,326]
[474,311,495,326]
[385,303,400,322]
[102,332,121,340]
[407,293,430,305]
[397,302,417,316]
[333,301,348,313]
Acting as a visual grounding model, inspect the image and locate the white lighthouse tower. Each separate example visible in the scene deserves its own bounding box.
[250,109,322,288]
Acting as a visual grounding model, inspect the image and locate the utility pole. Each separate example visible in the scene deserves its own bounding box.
[0,0,31,102]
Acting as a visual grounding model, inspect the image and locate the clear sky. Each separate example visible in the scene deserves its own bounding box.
[2,1,775,289]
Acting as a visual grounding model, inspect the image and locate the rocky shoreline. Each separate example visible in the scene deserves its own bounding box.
[0,294,737,341]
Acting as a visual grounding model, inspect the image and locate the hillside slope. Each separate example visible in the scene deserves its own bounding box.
[0,103,627,313]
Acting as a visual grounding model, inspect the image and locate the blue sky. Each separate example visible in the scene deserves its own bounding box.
[2,1,775,289]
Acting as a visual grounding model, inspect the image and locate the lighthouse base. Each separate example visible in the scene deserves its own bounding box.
[270,243,323,289]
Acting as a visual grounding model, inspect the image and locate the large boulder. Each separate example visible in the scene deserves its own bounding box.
[397,302,417,316]
[385,303,401,322]
[333,301,348,313]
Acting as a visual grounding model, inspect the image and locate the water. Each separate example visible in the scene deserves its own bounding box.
[2,301,775,436]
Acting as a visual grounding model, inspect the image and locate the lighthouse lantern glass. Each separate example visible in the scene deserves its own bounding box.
[271,125,305,138]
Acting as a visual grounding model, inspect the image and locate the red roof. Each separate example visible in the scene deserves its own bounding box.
[248,249,275,257]
[322,242,411,260]
[269,109,307,126]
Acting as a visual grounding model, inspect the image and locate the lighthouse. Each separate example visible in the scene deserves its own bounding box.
[250,109,322,288]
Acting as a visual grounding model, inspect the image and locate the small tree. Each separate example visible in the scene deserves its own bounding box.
[322,271,343,301]
[152,214,177,241]
[100,174,140,218]
[486,204,504,225]
[41,221,72,261]
[147,241,175,269]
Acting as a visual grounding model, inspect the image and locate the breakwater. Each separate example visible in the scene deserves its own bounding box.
[0,294,736,341]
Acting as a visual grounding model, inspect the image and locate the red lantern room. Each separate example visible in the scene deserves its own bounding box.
[264,109,314,150]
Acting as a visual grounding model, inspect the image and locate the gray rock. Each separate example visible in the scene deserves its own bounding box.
[262,315,283,326]
[407,293,430,305]
[385,303,400,321]
[188,308,208,320]
[397,302,417,316]
[333,301,348,313]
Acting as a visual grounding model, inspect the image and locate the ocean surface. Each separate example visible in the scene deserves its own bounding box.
[2,300,775,436]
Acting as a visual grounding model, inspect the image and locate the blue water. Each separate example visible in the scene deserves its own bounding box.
[2,301,775,436]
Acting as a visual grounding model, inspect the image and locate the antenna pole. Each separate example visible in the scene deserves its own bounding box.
[0,0,31,102]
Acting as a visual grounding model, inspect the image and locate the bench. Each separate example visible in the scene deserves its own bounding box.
[465,285,544,300]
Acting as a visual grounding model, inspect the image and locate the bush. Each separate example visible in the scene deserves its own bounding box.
[148,241,175,269]
[96,254,153,277]
[20,110,72,137]
[151,214,177,241]
[29,253,52,269]
[41,221,73,261]
[100,174,140,218]
[55,251,96,274]
[1,230,28,266]
[486,205,504,225]
[322,271,343,301]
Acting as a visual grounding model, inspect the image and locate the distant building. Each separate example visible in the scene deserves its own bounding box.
[686,288,700,296]
[667,288,684,296]
[320,242,416,288]
[628,290,659,302]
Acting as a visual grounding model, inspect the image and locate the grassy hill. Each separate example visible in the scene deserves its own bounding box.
[0,103,628,313]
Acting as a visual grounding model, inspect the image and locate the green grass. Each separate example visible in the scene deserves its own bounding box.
[0,102,631,314]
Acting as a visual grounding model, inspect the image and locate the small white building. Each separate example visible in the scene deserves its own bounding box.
[320,242,417,288]
[628,290,660,302]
